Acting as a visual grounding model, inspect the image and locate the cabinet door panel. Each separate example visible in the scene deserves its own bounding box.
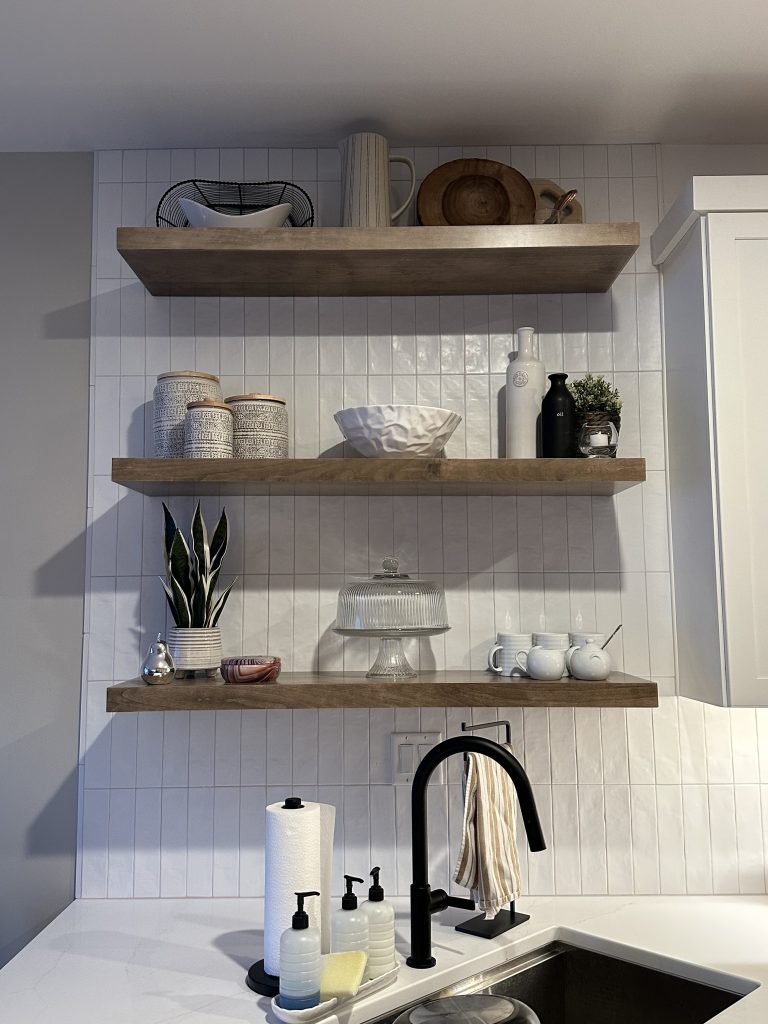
[662,218,726,704]
[708,213,768,705]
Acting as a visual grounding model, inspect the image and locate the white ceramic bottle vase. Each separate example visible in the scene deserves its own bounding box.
[505,326,546,458]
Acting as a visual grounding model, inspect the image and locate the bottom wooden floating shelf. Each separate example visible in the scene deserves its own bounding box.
[107,671,658,712]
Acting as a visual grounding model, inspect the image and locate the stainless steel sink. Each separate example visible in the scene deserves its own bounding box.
[375,941,754,1024]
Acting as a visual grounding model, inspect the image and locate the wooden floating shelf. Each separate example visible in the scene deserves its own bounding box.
[111,457,646,496]
[107,671,658,712]
[116,223,640,297]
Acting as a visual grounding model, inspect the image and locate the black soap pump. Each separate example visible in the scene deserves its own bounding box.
[331,875,369,953]
[361,867,396,980]
[278,890,321,1010]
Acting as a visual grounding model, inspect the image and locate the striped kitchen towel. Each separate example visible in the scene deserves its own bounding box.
[452,742,522,918]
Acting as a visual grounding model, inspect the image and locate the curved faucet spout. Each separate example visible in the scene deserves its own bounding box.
[407,734,546,969]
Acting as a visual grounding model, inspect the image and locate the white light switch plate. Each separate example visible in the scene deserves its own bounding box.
[390,732,444,785]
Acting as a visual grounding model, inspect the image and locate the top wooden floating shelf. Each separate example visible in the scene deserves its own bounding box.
[116,223,640,297]
[111,457,645,496]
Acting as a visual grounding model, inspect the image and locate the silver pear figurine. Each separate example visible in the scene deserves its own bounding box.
[141,633,175,685]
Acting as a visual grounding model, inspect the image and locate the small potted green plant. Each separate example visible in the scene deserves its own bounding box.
[160,502,235,677]
[568,374,622,457]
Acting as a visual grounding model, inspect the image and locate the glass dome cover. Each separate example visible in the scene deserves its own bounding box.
[334,558,449,678]
[335,557,449,636]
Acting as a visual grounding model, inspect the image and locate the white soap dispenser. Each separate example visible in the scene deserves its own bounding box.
[331,875,369,954]
[361,866,395,980]
[505,326,546,458]
[278,890,322,1010]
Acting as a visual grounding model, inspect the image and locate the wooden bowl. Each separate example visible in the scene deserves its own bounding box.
[418,159,536,226]
[220,656,281,684]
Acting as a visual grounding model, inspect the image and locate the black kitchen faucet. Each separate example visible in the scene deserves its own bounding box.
[407,733,547,969]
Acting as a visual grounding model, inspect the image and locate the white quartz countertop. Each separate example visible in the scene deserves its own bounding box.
[1,896,767,1023]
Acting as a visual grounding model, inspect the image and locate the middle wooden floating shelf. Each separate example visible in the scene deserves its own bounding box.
[107,672,658,712]
[111,457,645,496]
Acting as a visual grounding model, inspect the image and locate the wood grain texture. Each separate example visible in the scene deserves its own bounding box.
[116,224,640,297]
[417,159,537,226]
[107,671,659,712]
[111,457,646,496]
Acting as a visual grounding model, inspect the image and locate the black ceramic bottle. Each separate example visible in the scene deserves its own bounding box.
[541,373,577,457]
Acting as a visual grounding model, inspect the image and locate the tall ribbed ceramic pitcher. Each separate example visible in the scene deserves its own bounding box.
[339,131,416,227]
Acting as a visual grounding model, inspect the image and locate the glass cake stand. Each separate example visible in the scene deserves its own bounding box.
[334,557,450,679]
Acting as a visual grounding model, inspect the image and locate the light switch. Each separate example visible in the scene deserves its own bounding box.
[390,732,444,785]
[398,743,415,774]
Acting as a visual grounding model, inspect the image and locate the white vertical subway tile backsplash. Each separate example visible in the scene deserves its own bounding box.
[78,142,768,900]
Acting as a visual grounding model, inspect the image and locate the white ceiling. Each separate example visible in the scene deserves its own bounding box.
[3,0,768,151]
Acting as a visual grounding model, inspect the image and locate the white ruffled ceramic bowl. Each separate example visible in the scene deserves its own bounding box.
[334,404,462,458]
[179,198,292,228]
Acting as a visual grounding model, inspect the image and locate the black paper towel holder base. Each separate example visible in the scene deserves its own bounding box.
[246,959,279,997]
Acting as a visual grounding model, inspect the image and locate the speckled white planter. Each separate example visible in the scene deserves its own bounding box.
[226,394,289,459]
[167,628,223,676]
[183,400,233,458]
[153,371,222,458]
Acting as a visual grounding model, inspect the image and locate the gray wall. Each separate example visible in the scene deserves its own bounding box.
[660,144,768,211]
[0,153,92,965]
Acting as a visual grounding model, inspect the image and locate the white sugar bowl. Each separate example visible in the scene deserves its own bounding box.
[516,645,566,681]
[568,642,611,680]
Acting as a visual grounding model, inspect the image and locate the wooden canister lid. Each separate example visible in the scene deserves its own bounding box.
[225,393,286,405]
[186,399,233,412]
[157,370,220,382]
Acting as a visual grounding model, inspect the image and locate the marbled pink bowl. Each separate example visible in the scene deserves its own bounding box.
[220,656,281,684]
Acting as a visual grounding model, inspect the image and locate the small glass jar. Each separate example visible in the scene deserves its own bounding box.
[578,420,618,458]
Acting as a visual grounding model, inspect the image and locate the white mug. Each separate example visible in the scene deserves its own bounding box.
[339,131,416,227]
[516,645,566,681]
[488,633,532,677]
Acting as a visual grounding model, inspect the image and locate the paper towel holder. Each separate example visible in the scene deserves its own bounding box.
[247,794,308,997]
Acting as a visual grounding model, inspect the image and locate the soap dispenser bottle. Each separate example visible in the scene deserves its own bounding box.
[361,866,395,980]
[505,326,546,458]
[278,890,322,1010]
[331,875,369,954]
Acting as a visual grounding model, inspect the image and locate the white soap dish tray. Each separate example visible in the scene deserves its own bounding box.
[271,963,399,1024]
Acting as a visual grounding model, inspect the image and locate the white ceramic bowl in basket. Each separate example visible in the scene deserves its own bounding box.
[334,404,461,459]
[179,198,292,228]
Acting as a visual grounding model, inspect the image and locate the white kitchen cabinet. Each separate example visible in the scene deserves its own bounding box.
[653,176,768,706]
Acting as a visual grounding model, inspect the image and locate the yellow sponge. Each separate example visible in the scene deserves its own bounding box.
[320,951,368,1001]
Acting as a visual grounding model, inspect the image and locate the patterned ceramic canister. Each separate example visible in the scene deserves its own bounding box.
[183,399,234,458]
[225,394,289,458]
[153,371,222,457]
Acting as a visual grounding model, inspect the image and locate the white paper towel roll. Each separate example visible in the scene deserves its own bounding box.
[319,802,336,954]
[263,799,335,977]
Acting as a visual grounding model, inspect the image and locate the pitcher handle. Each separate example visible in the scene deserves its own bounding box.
[515,650,529,675]
[488,644,503,674]
[390,155,416,223]
[565,645,579,673]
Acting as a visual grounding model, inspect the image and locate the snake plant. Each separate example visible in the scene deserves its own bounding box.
[160,502,235,628]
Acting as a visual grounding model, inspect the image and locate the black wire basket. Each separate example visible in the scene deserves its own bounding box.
[156,179,315,228]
